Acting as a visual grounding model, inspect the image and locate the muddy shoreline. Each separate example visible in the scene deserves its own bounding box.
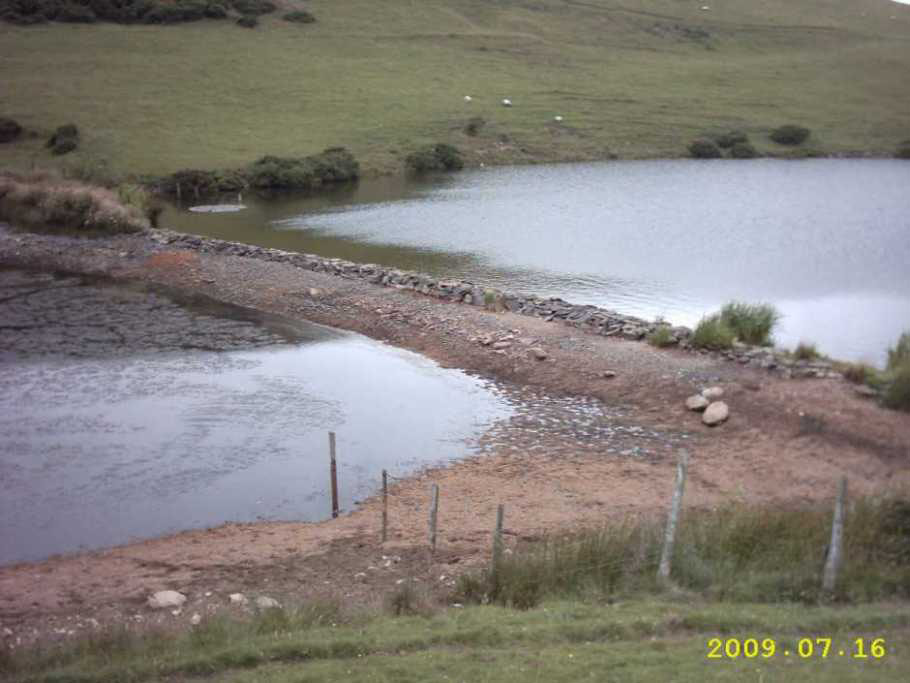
[1,224,908,647]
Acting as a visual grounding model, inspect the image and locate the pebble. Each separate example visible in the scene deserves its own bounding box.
[702,386,724,400]
[529,347,548,360]
[685,395,709,412]
[229,593,248,605]
[255,596,280,609]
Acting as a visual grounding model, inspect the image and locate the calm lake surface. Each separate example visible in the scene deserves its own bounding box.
[162,159,910,366]
[0,270,517,564]
[2,269,661,565]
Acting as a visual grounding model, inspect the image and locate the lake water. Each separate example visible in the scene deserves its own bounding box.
[162,159,910,366]
[1,269,670,565]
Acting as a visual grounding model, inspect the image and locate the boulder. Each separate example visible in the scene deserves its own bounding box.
[702,386,724,400]
[529,347,548,360]
[229,593,248,605]
[601,370,617,379]
[685,394,709,412]
[702,401,729,426]
[147,590,187,609]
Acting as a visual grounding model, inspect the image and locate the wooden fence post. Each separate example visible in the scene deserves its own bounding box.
[329,431,339,519]
[822,476,848,593]
[381,469,389,543]
[491,504,505,583]
[657,450,689,582]
[429,484,440,551]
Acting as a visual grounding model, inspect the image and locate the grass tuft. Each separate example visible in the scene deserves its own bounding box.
[647,326,675,348]
[687,138,722,159]
[883,363,910,412]
[405,143,464,173]
[887,331,910,371]
[691,314,735,350]
[719,301,780,346]
[770,124,811,145]
[793,341,820,361]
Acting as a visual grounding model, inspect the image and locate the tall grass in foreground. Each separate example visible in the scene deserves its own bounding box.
[719,301,780,346]
[456,496,910,609]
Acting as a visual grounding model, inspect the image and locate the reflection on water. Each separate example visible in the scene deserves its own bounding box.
[161,160,910,365]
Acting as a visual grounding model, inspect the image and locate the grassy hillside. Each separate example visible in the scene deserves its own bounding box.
[1,0,909,176]
[3,600,908,682]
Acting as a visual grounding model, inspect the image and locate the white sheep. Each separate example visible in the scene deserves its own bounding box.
[464,95,472,102]
[502,98,512,107]
[554,115,563,122]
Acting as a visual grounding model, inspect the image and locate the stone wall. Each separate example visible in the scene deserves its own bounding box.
[149,228,840,380]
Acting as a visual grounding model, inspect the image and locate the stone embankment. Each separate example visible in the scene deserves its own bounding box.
[149,228,840,380]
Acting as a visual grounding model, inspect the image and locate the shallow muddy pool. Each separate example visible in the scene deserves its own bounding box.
[161,159,910,366]
[0,269,681,565]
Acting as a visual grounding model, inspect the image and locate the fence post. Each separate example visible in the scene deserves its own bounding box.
[329,431,339,519]
[657,450,689,582]
[822,476,848,593]
[429,484,440,551]
[381,469,388,543]
[491,504,505,584]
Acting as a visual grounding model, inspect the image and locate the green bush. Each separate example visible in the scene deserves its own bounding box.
[0,117,23,143]
[770,125,811,145]
[691,314,735,350]
[46,122,79,155]
[246,147,359,189]
[282,10,314,24]
[405,143,464,173]
[714,130,748,149]
[0,0,231,25]
[231,0,274,15]
[647,326,675,348]
[719,301,780,346]
[687,138,722,159]
[730,141,758,159]
[886,331,910,371]
[883,363,910,412]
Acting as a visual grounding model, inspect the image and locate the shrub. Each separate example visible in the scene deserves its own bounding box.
[886,331,910,372]
[719,301,780,346]
[246,147,359,189]
[692,314,735,350]
[0,117,23,143]
[464,116,485,137]
[687,138,722,159]
[715,130,747,149]
[730,141,758,159]
[231,0,274,15]
[405,143,464,173]
[282,10,314,24]
[56,3,97,23]
[647,326,675,348]
[235,13,256,27]
[883,363,910,412]
[896,141,910,160]
[0,172,148,234]
[770,125,810,145]
[793,341,820,361]
[47,122,80,155]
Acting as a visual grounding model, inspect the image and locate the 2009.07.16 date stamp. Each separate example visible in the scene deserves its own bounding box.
[707,637,887,659]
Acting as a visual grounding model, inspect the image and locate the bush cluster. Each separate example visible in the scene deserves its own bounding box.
[692,313,735,349]
[691,301,780,350]
[158,147,359,197]
[0,172,148,234]
[689,130,759,160]
[405,143,464,173]
[0,0,251,26]
[0,117,23,143]
[884,331,910,411]
[282,10,314,24]
[770,124,811,146]
[46,123,79,155]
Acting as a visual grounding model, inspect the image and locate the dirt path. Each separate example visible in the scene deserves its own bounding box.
[1,225,908,647]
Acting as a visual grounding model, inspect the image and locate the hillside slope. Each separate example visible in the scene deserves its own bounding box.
[1,0,908,175]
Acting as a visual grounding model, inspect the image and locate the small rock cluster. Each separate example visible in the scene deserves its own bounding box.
[685,386,729,426]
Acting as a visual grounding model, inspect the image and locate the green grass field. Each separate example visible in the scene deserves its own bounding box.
[2,0,909,177]
[3,599,908,682]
